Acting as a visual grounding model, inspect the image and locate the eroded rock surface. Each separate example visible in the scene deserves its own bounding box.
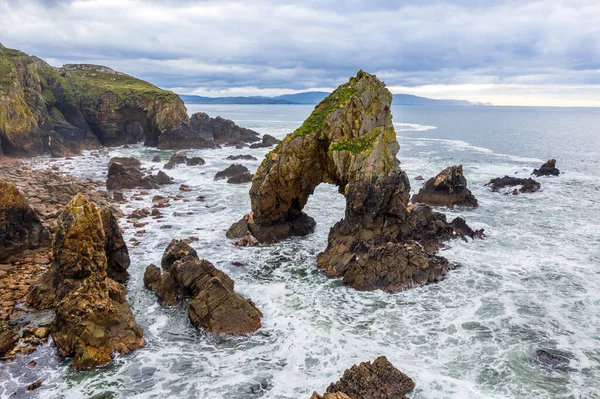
[0,180,49,261]
[26,194,144,369]
[228,71,482,292]
[411,165,478,207]
[144,240,262,334]
[486,176,541,195]
[311,356,415,399]
[533,159,560,177]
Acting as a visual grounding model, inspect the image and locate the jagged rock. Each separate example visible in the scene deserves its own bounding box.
[313,356,415,399]
[145,240,262,334]
[0,329,18,356]
[164,151,187,169]
[226,154,257,161]
[0,45,188,156]
[106,157,142,189]
[187,156,205,166]
[486,176,541,194]
[100,207,130,283]
[156,170,172,185]
[411,165,478,207]
[227,172,253,184]
[228,71,482,292]
[532,159,560,177]
[249,134,279,148]
[189,112,260,145]
[215,164,250,180]
[0,180,49,261]
[25,194,144,369]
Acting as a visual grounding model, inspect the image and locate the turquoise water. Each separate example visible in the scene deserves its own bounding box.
[2,104,599,398]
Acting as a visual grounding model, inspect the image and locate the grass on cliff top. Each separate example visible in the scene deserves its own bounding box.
[290,83,356,138]
[64,69,180,103]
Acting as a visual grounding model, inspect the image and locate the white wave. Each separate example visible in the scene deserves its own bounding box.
[394,122,438,132]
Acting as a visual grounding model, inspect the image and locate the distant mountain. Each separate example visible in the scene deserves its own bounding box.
[179,92,491,106]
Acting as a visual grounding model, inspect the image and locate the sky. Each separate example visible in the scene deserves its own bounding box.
[1,0,599,106]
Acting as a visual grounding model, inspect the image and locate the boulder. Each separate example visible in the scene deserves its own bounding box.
[0,329,18,356]
[215,164,250,180]
[187,156,205,166]
[151,155,161,163]
[156,170,173,185]
[25,194,144,369]
[532,159,560,177]
[225,154,257,161]
[0,180,49,261]
[145,240,262,334]
[227,172,253,184]
[249,134,279,148]
[312,356,414,399]
[411,165,478,207]
[228,71,483,292]
[164,151,187,169]
[486,176,541,194]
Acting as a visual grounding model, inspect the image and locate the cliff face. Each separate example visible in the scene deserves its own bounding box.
[0,44,189,156]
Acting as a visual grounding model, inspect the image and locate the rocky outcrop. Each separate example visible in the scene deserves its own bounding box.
[157,111,260,149]
[486,176,541,195]
[106,156,169,190]
[532,159,560,176]
[249,134,279,148]
[0,44,189,156]
[226,154,257,161]
[25,194,144,369]
[411,165,478,207]
[164,152,205,168]
[144,240,262,334]
[228,71,482,292]
[311,356,415,399]
[0,179,49,261]
[214,164,252,184]
[100,207,130,283]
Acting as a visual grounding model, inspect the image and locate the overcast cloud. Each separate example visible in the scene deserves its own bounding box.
[1,0,599,105]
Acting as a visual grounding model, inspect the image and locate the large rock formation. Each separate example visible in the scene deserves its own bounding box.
[411,165,478,207]
[106,157,169,190]
[228,71,482,292]
[144,240,262,334]
[0,44,188,156]
[26,194,144,369]
[486,176,541,195]
[532,159,560,177]
[0,179,49,261]
[310,356,415,399]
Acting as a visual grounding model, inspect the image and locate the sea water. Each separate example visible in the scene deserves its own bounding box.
[1,104,599,399]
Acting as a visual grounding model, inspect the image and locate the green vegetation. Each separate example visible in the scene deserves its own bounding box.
[0,56,14,85]
[63,68,180,103]
[291,83,356,137]
[330,137,376,153]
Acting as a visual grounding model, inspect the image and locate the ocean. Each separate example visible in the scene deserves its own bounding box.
[2,104,599,398]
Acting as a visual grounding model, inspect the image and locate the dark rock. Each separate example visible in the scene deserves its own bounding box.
[128,208,150,219]
[215,164,250,180]
[151,155,161,162]
[190,112,260,145]
[533,159,560,177]
[486,176,541,194]
[536,349,571,369]
[106,157,159,190]
[0,180,50,262]
[25,194,144,369]
[0,329,17,356]
[227,172,253,184]
[314,356,415,399]
[113,191,125,201]
[164,151,187,169]
[411,165,478,207]
[156,170,173,185]
[249,134,279,148]
[145,240,262,334]
[187,156,205,166]
[414,175,424,181]
[225,154,257,161]
[101,207,130,284]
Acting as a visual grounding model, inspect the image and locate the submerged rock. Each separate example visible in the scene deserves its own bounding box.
[228,71,482,292]
[0,180,49,261]
[144,240,262,334]
[536,349,571,369]
[486,175,541,194]
[226,154,257,161]
[411,165,478,207]
[532,159,560,177]
[25,194,144,369]
[311,356,415,399]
